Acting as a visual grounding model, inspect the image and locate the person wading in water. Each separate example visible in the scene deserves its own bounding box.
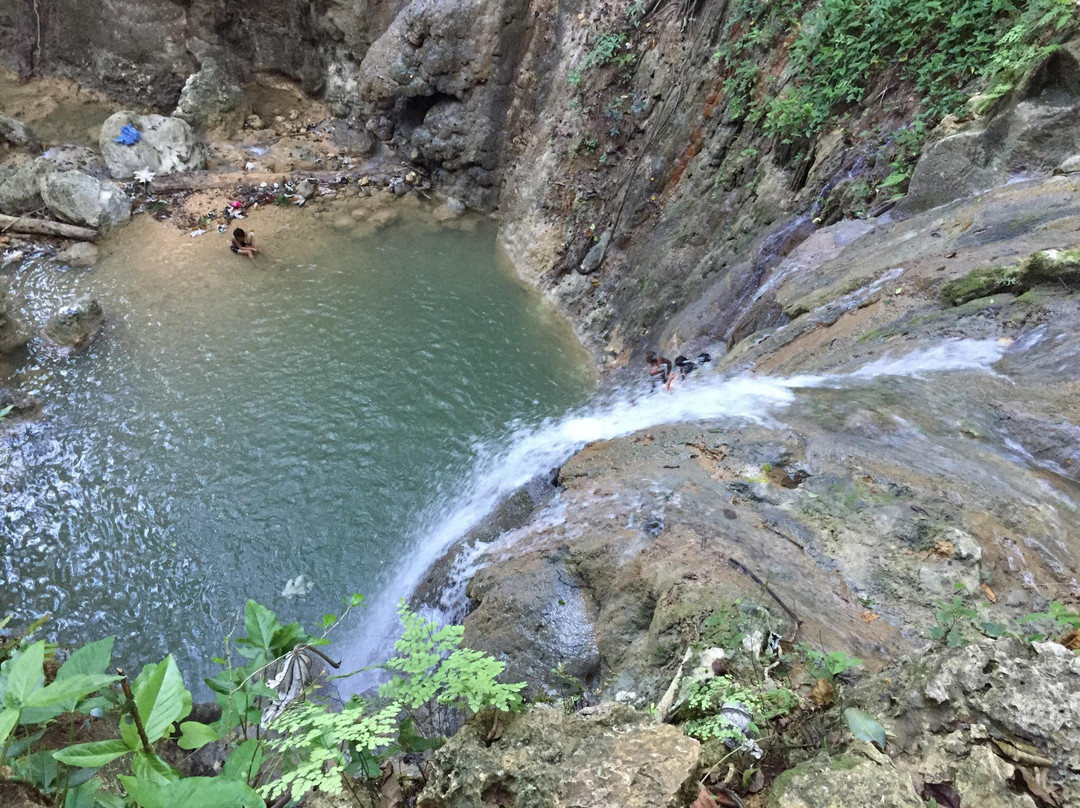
[231,227,259,260]
[646,351,675,392]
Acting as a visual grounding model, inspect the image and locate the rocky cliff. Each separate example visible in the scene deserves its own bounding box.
[4,1,1080,806]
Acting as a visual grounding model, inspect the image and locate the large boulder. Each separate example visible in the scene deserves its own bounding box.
[172,58,250,136]
[903,42,1080,213]
[0,113,41,151]
[98,112,206,180]
[0,157,55,215]
[40,171,130,231]
[0,284,31,354]
[42,144,110,179]
[41,295,104,351]
[768,746,922,808]
[418,703,700,808]
[847,638,1080,807]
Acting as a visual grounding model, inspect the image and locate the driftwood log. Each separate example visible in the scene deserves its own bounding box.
[0,214,97,241]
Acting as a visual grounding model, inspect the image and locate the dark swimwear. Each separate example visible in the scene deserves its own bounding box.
[230,243,240,254]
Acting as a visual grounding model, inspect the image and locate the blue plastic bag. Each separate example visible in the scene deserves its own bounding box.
[114,124,141,146]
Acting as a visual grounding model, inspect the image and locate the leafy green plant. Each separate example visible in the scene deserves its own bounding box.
[796,645,863,680]
[762,0,1078,144]
[681,674,798,744]
[928,591,1006,647]
[1020,601,1080,643]
[1,597,524,808]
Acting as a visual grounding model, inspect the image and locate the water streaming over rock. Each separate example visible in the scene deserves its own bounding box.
[340,338,1008,679]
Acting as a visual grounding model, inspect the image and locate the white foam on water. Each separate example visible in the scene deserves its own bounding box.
[337,338,1005,683]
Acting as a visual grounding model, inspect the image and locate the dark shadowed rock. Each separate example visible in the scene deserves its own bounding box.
[419,703,700,808]
[0,387,42,421]
[0,284,30,354]
[0,112,41,151]
[0,157,55,215]
[42,294,104,351]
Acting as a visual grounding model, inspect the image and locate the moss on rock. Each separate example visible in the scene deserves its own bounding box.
[940,264,1026,305]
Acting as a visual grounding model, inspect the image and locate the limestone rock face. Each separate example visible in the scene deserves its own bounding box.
[849,638,1080,808]
[40,171,130,231]
[357,0,532,207]
[0,113,41,151]
[768,748,922,808]
[172,58,250,136]
[418,703,700,808]
[99,112,206,180]
[0,158,56,215]
[42,295,104,351]
[904,44,1080,213]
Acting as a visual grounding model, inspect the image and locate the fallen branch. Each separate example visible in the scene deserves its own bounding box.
[0,213,97,241]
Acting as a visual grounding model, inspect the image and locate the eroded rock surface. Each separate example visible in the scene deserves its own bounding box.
[99,112,206,179]
[41,294,104,351]
[418,703,700,808]
[40,170,130,231]
[172,58,250,136]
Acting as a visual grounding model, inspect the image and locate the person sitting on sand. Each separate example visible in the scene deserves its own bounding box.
[646,351,674,392]
[231,227,259,259]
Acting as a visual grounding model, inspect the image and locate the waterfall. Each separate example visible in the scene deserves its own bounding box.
[337,338,1007,680]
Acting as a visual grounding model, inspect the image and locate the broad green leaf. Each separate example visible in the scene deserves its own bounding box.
[6,641,46,705]
[176,720,221,750]
[63,778,100,808]
[0,707,21,747]
[94,790,126,808]
[54,738,131,768]
[23,674,119,709]
[5,727,45,757]
[61,764,100,789]
[121,775,264,808]
[131,750,178,785]
[131,656,191,743]
[222,739,263,782]
[844,707,886,748]
[14,750,58,790]
[57,638,115,681]
[243,601,279,652]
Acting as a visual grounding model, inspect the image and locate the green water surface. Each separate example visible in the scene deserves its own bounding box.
[1,210,592,682]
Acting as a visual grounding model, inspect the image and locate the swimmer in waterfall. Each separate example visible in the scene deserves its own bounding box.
[231,228,259,259]
[646,351,675,392]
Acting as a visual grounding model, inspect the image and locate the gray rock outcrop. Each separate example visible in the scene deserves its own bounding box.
[0,158,55,215]
[40,171,130,231]
[0,387,42,421]
[42,145,110,178]
[768,746,923,808]
[0,113,41,151]
[41,295,104,351]
[172,58,250,135]
[99,112,206,180]
[904,44,1080,213]
[418,702,700,808]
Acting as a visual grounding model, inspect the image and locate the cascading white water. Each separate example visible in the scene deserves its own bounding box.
[338,338,1008,680]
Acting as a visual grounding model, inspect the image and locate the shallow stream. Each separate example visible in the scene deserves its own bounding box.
[1,207,593,683]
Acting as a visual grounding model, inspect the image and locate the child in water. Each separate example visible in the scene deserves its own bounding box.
[231,228,259,259]
[646,351,675,392]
